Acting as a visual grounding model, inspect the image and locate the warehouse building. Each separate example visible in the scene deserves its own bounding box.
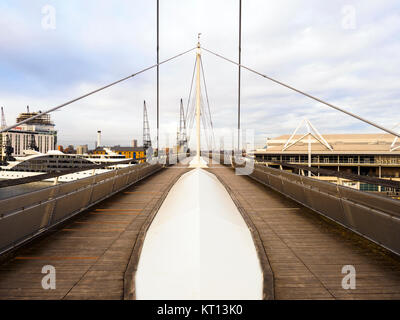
[253,131,400,194]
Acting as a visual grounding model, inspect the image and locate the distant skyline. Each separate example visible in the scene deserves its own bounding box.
[1,0,399,149]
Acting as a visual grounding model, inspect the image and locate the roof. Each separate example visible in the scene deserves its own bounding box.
[110,146,146,152]
[93,146,146,152]
[256,133,400,155]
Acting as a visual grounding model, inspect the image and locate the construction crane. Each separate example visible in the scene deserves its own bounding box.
[143,100,152,150]
[178,98,187,149]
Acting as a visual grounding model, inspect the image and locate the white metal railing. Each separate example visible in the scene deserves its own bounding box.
[0,162,163,255]
[232,157,400,256]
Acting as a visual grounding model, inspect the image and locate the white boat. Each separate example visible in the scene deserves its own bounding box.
[0,149,134,182]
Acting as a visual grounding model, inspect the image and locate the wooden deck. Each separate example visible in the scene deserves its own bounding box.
[0,166,188,300]
[208,164,400,300]
[1,161,400,300]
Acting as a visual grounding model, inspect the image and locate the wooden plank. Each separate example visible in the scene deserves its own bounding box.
[208,164,400,300]
[0,165,189,300]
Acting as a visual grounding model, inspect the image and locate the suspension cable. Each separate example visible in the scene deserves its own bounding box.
[186,90,197,145]
[185,56,197,123]
[1,47,196,133]
[200,93,213,149]
[202,47,400,138]
[199,56,216,148]
[201,99,210,150]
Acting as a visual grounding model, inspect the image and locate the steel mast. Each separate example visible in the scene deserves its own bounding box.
[189,35,207,168]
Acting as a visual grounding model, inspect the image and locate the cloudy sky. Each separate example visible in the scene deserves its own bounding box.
[1,0,399,149]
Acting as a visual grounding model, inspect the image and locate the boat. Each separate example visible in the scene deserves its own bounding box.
[0,148,135,182]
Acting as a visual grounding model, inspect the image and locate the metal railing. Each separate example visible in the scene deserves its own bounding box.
[0,162,163,255]
[232,157,400,256]
[0,158,144,188]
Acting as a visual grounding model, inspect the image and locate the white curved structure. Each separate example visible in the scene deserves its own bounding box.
[0,149,133,181]
[135,168,263,300]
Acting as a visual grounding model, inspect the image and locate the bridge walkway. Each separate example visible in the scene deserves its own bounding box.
[1,162,400,300]
[208,163,400,300]
[0,165,189,299]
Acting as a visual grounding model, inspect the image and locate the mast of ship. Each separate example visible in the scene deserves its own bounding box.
[189,34,207,168]
[195,37,201,164]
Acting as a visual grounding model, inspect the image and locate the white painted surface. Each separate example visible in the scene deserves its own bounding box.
[135,168,263,300]
[188,156,208,168]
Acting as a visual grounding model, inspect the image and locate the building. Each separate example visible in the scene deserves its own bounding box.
[1,111,57,159]
[76,145,89,155]
[92,146,146,162]
[64,145,76,154]
[95,130,102,149]
[253,133,400,193]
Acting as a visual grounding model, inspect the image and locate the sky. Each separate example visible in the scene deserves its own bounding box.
[1,0,399,149]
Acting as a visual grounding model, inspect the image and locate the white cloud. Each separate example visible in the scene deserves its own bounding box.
[1,0,399,149]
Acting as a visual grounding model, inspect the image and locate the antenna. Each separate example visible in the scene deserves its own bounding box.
[1,107,6,130]
[143,101,152,149]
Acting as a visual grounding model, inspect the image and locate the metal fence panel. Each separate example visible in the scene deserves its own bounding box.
[244,162,400,255]
[51,188,93,223]
[341,199,400,253]
[306,188,350,227]
[301,176,340,197]
[128,169,139,184]
[339,187,400,218]
[90,179,115,203]
[0,203,51,252]
[250,168,267,184]
[94,171,115,183]
[268,174,284,193]
[56,177,93,196]
[113,174,129,192]
[281,179,306,202]
[0,163,166,255]
[284,173,303,184]
[0,187,58,217]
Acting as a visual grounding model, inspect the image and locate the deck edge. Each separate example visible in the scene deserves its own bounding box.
[208,168,275,300]
[123,168,190,300]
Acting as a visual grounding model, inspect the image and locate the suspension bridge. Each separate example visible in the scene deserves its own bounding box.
[1,13,400,299]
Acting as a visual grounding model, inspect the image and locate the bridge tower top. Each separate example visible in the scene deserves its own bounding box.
[189,37,207,168]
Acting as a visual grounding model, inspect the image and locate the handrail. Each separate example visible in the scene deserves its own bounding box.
[0,162,163,255]
[231,156,400,256]
[0,158,145,188]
